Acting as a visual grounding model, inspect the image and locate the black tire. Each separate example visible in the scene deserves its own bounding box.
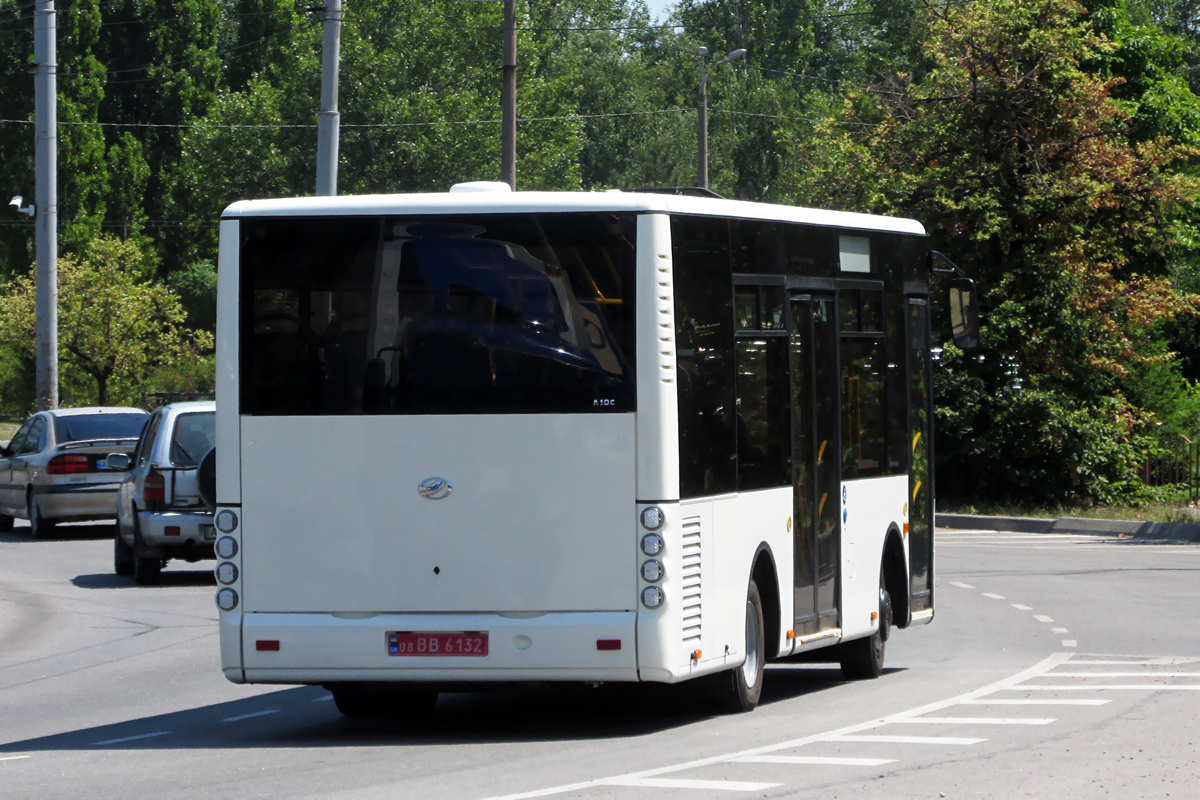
[28,496,54,539]
[331,684,439,720]
[0,512,13,532]
[131,516,163,586]
[711,580,765,713]
[114,525,135,577]
[840,571,891,680]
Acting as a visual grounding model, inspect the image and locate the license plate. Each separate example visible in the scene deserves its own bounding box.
[201,524,215,541]
[387,631,488,657]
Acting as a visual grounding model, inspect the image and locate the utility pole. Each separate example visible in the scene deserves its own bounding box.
[34,0,57,410]
[316,0,341,196]
[501,0,516,189]
[697,46,746,190]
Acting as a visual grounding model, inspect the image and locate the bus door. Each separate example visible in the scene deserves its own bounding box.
[906,298,934,614]
[789,293,841,635]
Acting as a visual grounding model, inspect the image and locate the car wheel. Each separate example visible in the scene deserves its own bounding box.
[711,579,765,713]
[114,525,135,577]
[28,496,54,539]
[0,512,13,532]
[840,570,890,680]
[133,553,162,586]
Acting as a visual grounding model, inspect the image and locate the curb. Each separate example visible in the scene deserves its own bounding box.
[936,513,1200,542]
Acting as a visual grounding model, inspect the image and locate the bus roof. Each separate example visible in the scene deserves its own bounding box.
[221,189,926,236]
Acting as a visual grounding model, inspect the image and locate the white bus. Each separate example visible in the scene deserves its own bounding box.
[211,184,975,717]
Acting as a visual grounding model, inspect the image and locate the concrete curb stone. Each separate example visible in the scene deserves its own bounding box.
[936,512,1200,542]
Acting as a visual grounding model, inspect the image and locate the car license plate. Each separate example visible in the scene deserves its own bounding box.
[201,524,215,541]
[387,631,488,657]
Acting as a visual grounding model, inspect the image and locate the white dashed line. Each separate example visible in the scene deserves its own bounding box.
[949,582,976,589]
[733,755,897,767]
[93,731,170,746]
[1011,604,1032,611]
[893,716,1054,725]
[1018,685,1200,691]
[982,592,1006,599]
[223,709,280,723]
[826,734,987,745]
[1052,628,1069,634]
[1034,615,1054,623]
[0,755,31,762]
[1062,640,1078,648]
[604,778,779,792]
[1045,672,1200,679]
[480,653,1072,800]
[312,695,334,702]
[962,698,1110,706]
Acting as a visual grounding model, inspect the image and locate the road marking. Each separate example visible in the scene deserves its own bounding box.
[1011,604,1032,611]
[825,734,987,745]
[1034,615,1054,623]
[603,778,780,791]
[732,755,897,767]
[1071,658,1200,666]
[93,731,170,746]
[893,716,1054,725]
[1016,685,1200,691]
[962,699,1110,706]
[222,709,280,723]
[949,582,976,589]
[983,593,1006,600]
[0,756,31,762]
[1062,640,1078,648]
[1045,672,1200,679]
[312,695,334,702]
[479,652,1071,800]
[1052,628,1069,634]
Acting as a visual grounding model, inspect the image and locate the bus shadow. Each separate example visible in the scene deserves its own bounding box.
[0,522,115,543]
[0,666,902,752]
[71,570,216,590]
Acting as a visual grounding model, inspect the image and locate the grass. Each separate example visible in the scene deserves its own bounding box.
[0,419,19,443]
[939,494,1200,524]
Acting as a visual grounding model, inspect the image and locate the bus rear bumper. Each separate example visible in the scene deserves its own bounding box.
[239,610,640,684]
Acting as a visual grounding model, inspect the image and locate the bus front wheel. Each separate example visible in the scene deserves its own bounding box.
[711,580,765,713]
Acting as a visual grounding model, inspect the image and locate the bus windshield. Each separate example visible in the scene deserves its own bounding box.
[240,213,637,415]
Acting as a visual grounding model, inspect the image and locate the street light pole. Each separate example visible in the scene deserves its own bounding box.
[315,0,342,197]
[697,46,746,191]
[34,0,58,410]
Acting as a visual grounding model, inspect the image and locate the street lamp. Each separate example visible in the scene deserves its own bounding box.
[697,46,746,190]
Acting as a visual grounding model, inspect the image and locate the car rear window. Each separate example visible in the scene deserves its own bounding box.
[54,413,148,444]
[170,412,215,467]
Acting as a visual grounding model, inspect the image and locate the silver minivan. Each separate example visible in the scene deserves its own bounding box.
[110,400,215,585]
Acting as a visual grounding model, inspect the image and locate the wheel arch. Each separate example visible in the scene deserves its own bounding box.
[750,543,782,659]
[882,524,910,628]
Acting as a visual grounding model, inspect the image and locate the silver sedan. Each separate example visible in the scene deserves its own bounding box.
[0,407,149,537]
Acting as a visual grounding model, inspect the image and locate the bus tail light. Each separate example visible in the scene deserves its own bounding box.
[596,639,621,651]
[641,586,664,609]
[47,454,90,474]
[144,470,165,510]
[216,588,238,611]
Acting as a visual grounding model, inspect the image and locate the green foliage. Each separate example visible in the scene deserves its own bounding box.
[0,236,212,406]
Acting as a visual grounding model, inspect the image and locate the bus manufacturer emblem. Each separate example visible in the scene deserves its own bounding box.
[418,477,453,500]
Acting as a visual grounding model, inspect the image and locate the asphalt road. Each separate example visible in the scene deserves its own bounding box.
[2,523,1198,799]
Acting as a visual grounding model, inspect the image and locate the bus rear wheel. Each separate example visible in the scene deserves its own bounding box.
[711,580,765,713]
[331,684,439,720]
[840,571,891,680]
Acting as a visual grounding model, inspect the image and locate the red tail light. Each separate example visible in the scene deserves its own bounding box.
[47,454,91,474]
[145,470,165,510]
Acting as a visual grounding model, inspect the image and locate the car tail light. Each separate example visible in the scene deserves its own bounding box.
[47,454,90,474]
[145,470,165,510]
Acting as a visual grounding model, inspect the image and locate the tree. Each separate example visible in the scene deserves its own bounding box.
[0,236,212,405]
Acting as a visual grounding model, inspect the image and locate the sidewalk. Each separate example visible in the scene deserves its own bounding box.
[936,513,1200,542]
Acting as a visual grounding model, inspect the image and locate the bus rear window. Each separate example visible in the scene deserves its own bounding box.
[239,214,637,415]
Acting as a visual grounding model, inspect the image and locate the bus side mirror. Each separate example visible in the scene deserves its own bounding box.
[948,277,979,349]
